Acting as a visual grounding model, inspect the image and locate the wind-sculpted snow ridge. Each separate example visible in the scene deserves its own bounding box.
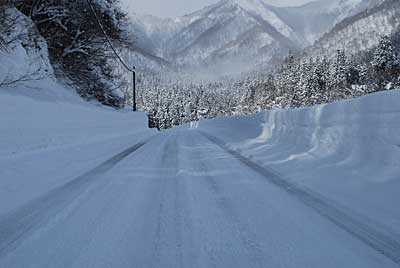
[193,90,400,235]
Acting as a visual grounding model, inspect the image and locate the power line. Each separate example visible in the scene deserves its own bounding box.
[85,0,137,111]
[85,0,135,72]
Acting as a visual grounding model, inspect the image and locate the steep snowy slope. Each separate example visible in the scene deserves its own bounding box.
[171,0,306,68]
[193,90,400,234]
[306,0,400,58]
[128,14,192,57]
[270,0,370,43]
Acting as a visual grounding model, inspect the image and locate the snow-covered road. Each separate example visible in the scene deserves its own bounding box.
[1,129,399,268]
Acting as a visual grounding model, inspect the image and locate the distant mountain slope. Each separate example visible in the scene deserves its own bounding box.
[166,0,306,73]
[128,0,307,75]
[269,0,366,43]
[307,0,400,58]
[127,0,386,76]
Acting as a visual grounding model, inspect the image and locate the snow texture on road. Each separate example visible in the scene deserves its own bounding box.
[0,140,147,258]
[200,131,400,266]
[0,130,399,267]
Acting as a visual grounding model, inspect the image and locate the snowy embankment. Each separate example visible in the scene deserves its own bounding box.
[194,91,400,233]
[0,85,154,216]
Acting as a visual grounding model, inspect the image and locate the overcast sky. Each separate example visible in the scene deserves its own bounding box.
[122,0,314,18]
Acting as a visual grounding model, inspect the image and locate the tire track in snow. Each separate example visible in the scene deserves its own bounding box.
[0,140,148,258]
[184,133,268,268]
[199,161,268,268]
[199,131,400,266]
[151,134,186,268]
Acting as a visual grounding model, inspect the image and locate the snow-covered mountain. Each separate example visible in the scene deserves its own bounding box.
[128,0,385,76]
[269,0,382,43]
[306,0,399,58]
[167,0,309,74]
[129,0,305,75]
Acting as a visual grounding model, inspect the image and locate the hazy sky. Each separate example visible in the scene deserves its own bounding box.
[123,0,314,18]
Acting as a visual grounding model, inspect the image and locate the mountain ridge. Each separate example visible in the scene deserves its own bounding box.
[127,0,386,77]
[306,0,400,59]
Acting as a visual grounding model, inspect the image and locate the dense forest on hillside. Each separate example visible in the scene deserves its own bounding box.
[138,35,400,129]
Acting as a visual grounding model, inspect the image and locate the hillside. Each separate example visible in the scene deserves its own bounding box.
[307,0,400,58]
[271,0,381,43]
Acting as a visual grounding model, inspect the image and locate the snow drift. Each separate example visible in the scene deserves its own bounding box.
[194,91,400,233]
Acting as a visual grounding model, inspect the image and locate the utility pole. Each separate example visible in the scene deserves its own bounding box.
[86,0,138,112]
[132,66,137,112]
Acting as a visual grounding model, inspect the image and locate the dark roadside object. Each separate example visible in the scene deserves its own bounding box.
[147,113,159,130]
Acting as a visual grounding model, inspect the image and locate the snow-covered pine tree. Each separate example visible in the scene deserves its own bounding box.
[277,51,298,109]
[358,64,369,90]
[306,57,326,106]
[329,49,350,101]
[255,75,276,110]
[372,35,399,89]
[292,58,311,108]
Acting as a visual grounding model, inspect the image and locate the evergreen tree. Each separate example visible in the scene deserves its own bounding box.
[329,49,350,101]
[306,57,326,105]
[372,35,399,89]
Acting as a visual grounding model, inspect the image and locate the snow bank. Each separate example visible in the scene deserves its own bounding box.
[0,87,151,157]
[195,91,400,233]
[0,83,154,215]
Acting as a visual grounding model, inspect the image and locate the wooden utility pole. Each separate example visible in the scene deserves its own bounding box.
[133,66,137,112]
